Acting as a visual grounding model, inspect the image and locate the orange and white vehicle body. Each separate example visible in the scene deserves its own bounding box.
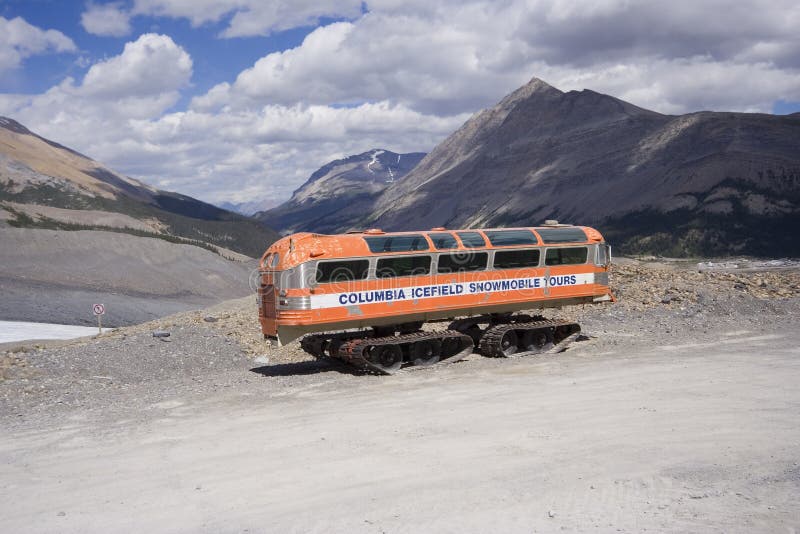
[257,225,614,345]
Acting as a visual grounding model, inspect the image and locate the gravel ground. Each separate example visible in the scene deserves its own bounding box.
[1,258,799,533]
[1,258,798,430]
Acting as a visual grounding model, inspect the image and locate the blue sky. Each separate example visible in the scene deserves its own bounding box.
[0,1,799,204]
[0,1,346,100]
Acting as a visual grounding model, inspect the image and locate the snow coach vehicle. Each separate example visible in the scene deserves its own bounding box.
[257,222,614,374]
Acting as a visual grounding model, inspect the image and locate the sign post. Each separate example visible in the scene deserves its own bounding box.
[93,303,106,335]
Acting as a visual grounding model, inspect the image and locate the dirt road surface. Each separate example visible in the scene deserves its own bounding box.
[1,260,799,532]
[2,329,799,532]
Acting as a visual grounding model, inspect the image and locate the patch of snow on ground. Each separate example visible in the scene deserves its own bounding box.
[0,321,111,344]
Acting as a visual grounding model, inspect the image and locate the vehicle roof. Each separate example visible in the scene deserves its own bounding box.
[261,225,605,270]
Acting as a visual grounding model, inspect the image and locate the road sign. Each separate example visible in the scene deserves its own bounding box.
[93,303,106,316]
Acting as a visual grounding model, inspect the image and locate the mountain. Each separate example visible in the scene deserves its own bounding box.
[0,117,281,326]
[257,149,426,234]
[0,116,278,258]
[217,198,281,216]
[352,78,799,257]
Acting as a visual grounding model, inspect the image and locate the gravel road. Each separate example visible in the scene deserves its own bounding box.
[1,259,798,532]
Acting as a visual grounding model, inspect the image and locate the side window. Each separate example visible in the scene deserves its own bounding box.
[595,244,607,266]
[428,232,459,249]
[364,234,429,253]
[484,230,538,247]
[270,253,280,268]
[545,247,588,266]
[537,228,587,244]
[494,249,540,269]
[437,252,488,273]
[316,260,369,283]
[376,256,431,278]
[456,231,486,248]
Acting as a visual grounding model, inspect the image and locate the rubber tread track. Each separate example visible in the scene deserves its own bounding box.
[339,330,474,375]
[479,319,581,358]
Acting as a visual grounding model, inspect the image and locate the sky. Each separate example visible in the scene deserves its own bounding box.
[0,0,799,205]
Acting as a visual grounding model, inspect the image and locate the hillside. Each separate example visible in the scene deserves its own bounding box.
[353,79,800,257]
[0,117,278,258]
[257,149,425,234]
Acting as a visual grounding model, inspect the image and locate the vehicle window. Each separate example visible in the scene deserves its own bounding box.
[437,252,488,273]
[364,234,429,253]
[376,256,431,278]
[456,231,486,248]
[484,229,538,247]
[536,227,587,244]
[315,260,369,283]
[595,244,607,265]
[270,253,280,268]
[494,249,541,269]
[428,232,459,250]
[545,247,588,266]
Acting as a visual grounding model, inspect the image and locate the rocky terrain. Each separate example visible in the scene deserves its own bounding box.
[0,258,798,532]
[305,78,800,257]
[257,149,425,234]
[2,257,798,419]
[0,227,257,327]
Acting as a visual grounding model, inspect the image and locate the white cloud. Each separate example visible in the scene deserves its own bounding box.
[0,32,463,203]
[81,2,132,37]
[81,33,192,97]
[132,0,362,37]
[205,0,800,116]
[3,1,800,208]
[0,16,76,73]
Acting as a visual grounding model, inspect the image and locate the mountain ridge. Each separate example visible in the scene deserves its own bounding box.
[353,77,799,257]
[0,116,278,257]
[257,148,426,235]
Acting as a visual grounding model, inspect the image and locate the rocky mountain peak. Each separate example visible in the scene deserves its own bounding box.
[356,77,800,256]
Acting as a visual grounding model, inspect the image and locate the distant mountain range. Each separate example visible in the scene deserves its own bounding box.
[0,117,277,257]
[256,149,426,235]
[354,78,800,257]
[217,198,281,216]
[260,79,798,257]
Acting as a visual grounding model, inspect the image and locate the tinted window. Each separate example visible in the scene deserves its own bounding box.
[316,260,369,283]
[537,227,587,244]
[364,234,429,253]
[376,256,431,278]
[457,231,486,248]
[438,252,488,273]
[545,247,588,266]
[428,232,459,250]
[484,229,538,247]
[494,249,541,269]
